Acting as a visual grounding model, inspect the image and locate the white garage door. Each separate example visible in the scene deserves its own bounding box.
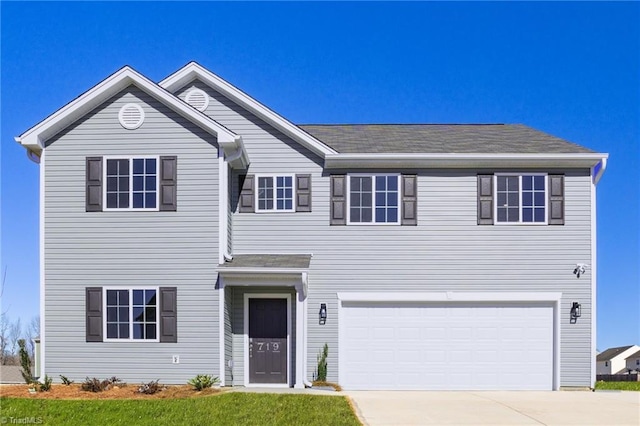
[340,302,554,390]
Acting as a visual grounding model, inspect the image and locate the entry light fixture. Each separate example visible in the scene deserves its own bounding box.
[570,302,581,324]
[573,263,587,278]
[319,303,327,325]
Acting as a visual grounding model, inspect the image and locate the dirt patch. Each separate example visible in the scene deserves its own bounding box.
[0,383,222,400]
[312,381,342,391]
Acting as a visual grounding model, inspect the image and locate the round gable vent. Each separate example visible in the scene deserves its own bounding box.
[118,103,145,130]
[185,88,209,112]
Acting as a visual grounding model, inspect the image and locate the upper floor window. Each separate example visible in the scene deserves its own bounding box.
[348,175,400,224]
[105,288,158,341]
[257,175,294,212]
[495,174,546,224]
[105,157,158,210]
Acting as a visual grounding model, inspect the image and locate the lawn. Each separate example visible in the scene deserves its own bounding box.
[0,392,361,425]
[595,381,640,391]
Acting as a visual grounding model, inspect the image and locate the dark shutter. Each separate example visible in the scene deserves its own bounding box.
[330,175,346,225]
[159,156,177,211]
[159,287,177,343]
[401,175,418,226]
[296,174,312,212]
[548,175,565,225]
[477,175,494,225]
[86,287,103,342]
[239,174,255,213]
[86,157,103,212]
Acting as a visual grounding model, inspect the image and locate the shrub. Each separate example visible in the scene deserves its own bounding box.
[18,339,33,384]
[137,379,163,395]
[39,375,52,392]
[60,375,74,385]
[81,376,124,392]
[315,343,328,382]
[187,374,219,391]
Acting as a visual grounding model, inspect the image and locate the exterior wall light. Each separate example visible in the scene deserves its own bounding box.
[319,303,327,325]
[570,302,581,324]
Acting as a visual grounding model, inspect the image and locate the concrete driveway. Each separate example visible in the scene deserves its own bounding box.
[346,391,640,425]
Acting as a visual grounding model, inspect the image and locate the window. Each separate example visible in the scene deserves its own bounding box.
[256,176,294,211]
[495,174,546,224]
[105,288,158,341]
[349,175,400,224]
[105,158,158,210]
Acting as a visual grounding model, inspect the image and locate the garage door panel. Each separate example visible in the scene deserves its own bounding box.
[341,302,554,390]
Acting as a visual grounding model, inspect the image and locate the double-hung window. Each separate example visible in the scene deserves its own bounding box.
[256,175,294,212]
[105,288,158,341]
[348,175,400,224]
[105,157,158,210]
[495,174,547,224]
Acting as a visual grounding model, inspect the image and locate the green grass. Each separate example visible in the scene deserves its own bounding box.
[0,392,360,426]
[595,381,640,391]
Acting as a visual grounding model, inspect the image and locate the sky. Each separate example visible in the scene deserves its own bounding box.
[1,2,638,351]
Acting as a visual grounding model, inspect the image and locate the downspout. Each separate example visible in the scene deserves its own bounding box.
[223,136,248,262]
[301,272,313,388]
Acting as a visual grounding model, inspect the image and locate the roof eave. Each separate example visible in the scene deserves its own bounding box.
[324,153,609,170]
[159,62,338,158]
[16,66,238,153]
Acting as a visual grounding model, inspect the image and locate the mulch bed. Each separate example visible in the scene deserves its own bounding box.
[0,383,221,399]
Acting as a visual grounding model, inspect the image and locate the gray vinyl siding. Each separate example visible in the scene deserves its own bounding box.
[43,86,221,384]
[173,80,594,387]
[224,287,233,385]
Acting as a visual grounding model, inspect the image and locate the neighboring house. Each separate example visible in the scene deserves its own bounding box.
[16,62,608,391]
[596,345,640,374]
[624,349,640,373]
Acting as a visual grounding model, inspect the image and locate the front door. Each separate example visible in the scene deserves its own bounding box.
[249,298,287,384]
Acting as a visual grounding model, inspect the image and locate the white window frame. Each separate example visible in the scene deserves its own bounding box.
[103,287,160,342]
[103,156,160,211]
[254,174,296,213]
[494,173,548,225]
[346,173,401,225]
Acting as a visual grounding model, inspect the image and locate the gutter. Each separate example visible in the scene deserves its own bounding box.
[592,157,608,184]
[26,148,41,164]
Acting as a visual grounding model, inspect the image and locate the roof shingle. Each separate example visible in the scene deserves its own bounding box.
[299,124,594,154]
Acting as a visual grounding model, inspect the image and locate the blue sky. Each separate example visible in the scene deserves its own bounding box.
[1,2,638,350]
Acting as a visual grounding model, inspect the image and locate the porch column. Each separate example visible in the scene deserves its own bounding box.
[295,287,306,388]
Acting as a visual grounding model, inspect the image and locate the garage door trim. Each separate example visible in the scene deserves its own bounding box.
[337,292,561,390]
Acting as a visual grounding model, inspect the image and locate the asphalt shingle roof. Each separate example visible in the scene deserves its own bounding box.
[298,124,594,154]
[219,254,311,269]
[596,345,635,362]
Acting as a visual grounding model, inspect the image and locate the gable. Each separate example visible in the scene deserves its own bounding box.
[16,66,238,155]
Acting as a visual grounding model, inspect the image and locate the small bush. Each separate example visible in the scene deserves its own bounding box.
[60,375,74,385]
[137,379,163,395]
[188,374,219,391]
[315,343,328,382]
[39,375,52,392]
[18,339,33,384]
[81,376,124,392]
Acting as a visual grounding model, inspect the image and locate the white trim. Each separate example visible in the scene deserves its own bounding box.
[218,150,227,264]
[102,156,160,211]
[590,164,598,387]
[243,293,291,387]
[346,173,401,225]
[16,66,238,154]
[593,158,608,184]
[494,173,548,225]
[337,291,562,391]
[337,291,562,303]
[118,103,145,130]
[325,152,609,169]
[159,62,337,157]
[39,150,46,381]
[218,278,226,387]
[102,287,160,342]
[254,174,296,213]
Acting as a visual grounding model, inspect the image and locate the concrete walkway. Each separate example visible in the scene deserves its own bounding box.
[346,390,640,425]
